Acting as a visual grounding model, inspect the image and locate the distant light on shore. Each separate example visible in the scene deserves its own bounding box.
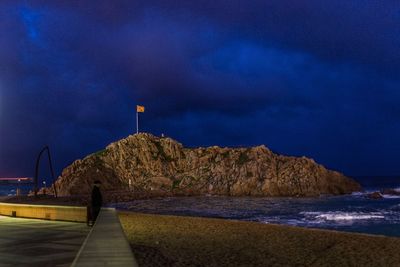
[0,177,32,181]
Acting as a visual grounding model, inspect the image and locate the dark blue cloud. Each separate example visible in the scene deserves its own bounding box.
[1,1,400,179]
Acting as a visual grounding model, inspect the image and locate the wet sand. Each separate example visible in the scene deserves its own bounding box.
[119,211,400,267]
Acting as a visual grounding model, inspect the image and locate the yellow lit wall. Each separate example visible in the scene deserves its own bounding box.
[0,202,87,222]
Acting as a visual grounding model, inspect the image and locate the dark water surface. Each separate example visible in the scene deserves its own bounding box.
[113,194,400,237]
[113,176,400,237]
[2,176,400,237]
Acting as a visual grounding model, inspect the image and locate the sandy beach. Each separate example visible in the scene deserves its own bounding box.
[119,211,400,267]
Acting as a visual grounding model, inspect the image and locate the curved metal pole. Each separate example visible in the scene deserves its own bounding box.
[34,146,58,198]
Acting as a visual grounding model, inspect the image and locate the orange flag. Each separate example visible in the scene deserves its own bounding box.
[136,105,145,113]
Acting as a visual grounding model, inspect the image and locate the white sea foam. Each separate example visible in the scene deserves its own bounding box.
[286,219,306,225]
[317,213,383,221]
[382,194,400,199]
[352,190,400,199]
[301,211,384,221]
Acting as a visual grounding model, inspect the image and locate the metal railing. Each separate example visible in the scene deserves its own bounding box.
[34,146,58,198]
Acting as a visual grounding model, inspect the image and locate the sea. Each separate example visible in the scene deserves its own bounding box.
[0,185,32,196]
[112,176,400,237]
[2,176,400,237]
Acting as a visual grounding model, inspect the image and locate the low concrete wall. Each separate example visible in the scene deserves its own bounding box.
[0,202,87,222]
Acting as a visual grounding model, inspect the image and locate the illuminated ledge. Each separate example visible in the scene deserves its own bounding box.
[0,202,87,222]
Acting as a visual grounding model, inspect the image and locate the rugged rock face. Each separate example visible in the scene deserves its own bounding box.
[366,192,383,200]
[380,188,400,196]
[55,133,361,198]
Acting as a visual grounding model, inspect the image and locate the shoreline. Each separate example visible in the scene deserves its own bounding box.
[2,196,400,265]
[1,195,397,237]
[0,189,363,203]
[119,211,400,267]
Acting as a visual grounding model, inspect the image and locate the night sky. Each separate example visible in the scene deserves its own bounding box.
[1,1,400,180]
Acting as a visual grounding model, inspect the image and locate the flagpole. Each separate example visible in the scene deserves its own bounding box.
[136,110,139,134]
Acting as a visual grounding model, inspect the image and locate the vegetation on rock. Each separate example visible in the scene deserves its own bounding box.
[54,133,361,197]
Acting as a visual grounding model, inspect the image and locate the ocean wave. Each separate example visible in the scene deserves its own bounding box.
[351,192,364,196]
[300,211,385,221]
[382,194,400,199]
[0,191,12,196]
[258,210,399,227]
[260,217,308,226]
[351,191,400,199]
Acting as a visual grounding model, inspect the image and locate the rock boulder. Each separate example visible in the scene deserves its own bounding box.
[54,133,362,198]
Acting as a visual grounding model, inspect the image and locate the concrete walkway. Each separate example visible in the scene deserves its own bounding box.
[72,208,138,267]
[0,215,89,267]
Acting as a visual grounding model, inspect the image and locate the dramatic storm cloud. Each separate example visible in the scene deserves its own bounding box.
[1,0,400,179]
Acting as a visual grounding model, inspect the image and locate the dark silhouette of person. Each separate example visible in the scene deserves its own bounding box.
[90,180,103,225]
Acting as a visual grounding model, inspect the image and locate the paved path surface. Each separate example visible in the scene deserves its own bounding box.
[0,215,89,267]
[72,208,138,267]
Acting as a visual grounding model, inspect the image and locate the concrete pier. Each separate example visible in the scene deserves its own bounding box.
[72,208,138,267]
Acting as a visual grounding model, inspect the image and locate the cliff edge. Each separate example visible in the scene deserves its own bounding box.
[55,133,361,197]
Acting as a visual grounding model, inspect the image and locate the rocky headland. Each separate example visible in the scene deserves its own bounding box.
[365,188,400,200]
[53,133,361,199]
